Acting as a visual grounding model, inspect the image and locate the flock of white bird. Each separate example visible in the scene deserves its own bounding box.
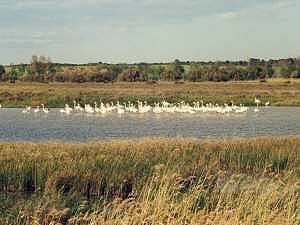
[13,98,270,115]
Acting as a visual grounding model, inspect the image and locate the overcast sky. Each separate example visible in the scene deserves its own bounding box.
[0,0,299,64]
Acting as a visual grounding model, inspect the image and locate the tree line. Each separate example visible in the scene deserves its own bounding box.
[1,56,300,83]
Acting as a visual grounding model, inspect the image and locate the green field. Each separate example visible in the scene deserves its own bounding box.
[0,137,300,225]
[0,79,300,107]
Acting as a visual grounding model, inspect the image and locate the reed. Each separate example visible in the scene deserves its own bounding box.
[0,137,299,224]
[0,80,300,107]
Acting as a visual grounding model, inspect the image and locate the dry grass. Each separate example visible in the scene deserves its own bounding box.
[0,79,300,107]
[0,137,300,224]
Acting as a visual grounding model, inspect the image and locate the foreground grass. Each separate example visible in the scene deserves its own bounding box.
[0,137,299,224]
[0,79,300,107]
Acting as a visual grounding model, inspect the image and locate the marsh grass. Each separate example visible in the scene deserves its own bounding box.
[1,80,300,107]
[0,137,299,224]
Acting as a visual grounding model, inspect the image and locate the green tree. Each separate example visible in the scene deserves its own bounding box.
[118,66,146,82]
[173,59,185,80]
[147,66,164,81]
[0,65,5,80]
[30,55,40,75]
[30,55,51,76]
[110,64,124,81]
[162,60,185,81]
[89,67,114,82]
[280,66,291,78]
[138,63,153,81]
[264,63,274,78]
[280,65,296,78]
[246,66,263,80]
[6,66,18,83]
[296,57,300,66]
[291,70,300,78]
[295,57,300,78]
[187,63,203,81]
[25,55,54,82]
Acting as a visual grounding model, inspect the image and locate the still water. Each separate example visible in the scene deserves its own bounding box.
[0,107,299,142]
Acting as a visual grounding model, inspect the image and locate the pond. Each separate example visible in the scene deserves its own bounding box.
[0,107,299,142]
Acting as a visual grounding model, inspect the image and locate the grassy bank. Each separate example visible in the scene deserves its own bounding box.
[0,137,300,224]
[0,79,300,107]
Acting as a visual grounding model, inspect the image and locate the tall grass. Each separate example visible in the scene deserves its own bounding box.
[0,137,299,224]
[1,80,300,107]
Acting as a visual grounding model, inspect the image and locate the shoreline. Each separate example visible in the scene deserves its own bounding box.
[0,135,299,143]
[0,80,300,107]
[1,105,299,109]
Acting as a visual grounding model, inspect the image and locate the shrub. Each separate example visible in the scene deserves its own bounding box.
[70,73,87,83]
[53,72,70,82]
[118,67,146,82]
[89,68,114,82]
[0,65,5,80]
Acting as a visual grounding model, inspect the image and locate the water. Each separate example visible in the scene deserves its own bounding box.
[0,107,299,142]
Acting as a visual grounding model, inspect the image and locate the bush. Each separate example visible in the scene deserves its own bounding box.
[89,68,114,82]
[1,59,299,83]
[19,74,45,82]
[291,70,300,79]
[118,67,146,82]
[161,61,185,81]
[70,73,87,83]
[53,72,70,82]
[0,65,5,80]
[186,64,202,81]
[53,72,88,83]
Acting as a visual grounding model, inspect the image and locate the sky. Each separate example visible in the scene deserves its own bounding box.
[0,0,299,64]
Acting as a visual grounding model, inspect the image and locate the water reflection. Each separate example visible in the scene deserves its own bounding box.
[0,107,299,142]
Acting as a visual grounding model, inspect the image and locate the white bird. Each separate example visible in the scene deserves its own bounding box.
[60,104,72,114]
[73,101,84,112]
[254,97,261,105]
[116,102,125,114]
[85,104,95,113]
[16,100,257,117]
[117,107,125,114]
[265,101,270,107]
[22,106,31,113]
[254,97,261,112]
[94,102,102,113]
[41,104,49,114]
[34,106,40,113]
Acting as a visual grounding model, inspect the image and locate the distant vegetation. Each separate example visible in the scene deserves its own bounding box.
[1,56,300,83]
[0,137,299,224]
